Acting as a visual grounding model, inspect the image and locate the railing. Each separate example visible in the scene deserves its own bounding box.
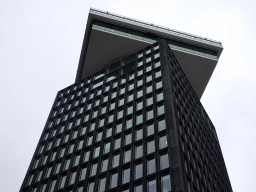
[90,7,222,46]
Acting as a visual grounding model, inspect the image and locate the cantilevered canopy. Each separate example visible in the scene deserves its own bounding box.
[76,8,223,99]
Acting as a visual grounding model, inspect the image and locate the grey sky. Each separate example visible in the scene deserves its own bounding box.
[1,0,256,191]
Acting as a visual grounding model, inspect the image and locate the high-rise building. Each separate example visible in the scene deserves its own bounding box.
[20,8,232,192]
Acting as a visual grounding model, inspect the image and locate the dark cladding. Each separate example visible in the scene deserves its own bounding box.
[20,40,232,192]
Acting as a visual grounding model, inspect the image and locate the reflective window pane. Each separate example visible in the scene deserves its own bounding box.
[101,159,109,172]
[159,135,168,149]
[125,133,132,145]
[90,163,98,176]
[135,163,142,179]
[147,158,156,174]
[161,174,171,192]
[160,153,169,170]
[122,168,130,184]
[112,154,120,168]
[114,138,121,150]
[148,179,157,192]
[124,149,131,163]
[110,172,118,188]
[98,177,106,192]
[158,119,166,132]
[136,129,142,141]
[135,145,143,159]
[134,184,142,192]
[147,140,155,154]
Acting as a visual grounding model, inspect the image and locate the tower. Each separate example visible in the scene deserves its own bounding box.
[20,8,232,192]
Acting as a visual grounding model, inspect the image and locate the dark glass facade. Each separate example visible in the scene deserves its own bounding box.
[20,39,232,192]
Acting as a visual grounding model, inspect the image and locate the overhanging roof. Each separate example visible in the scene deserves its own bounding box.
[76,8,223,99]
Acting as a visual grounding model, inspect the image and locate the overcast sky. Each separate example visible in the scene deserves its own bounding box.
[1,0,256,191]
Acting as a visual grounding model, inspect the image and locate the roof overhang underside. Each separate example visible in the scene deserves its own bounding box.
[76,9,223,99]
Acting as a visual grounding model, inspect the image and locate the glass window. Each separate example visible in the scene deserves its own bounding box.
[125,133,132,145]
[97,89,102,96]
[158,119,166,132]
[77,186,84,192]
[73,154,81,167]
[72,130,78,140]
[116,122,122,134]
[63,158,71,171]
[147,158,156,174]
[147,140,155,154]
[137,59,143,67]
[82,96,86,103]
[99,118,105,127]
[114,137,121,150]
[157,91,164,102]
[59,125,65,134]
[120,86,125,95]
[68,143,75,154]
[47,141,53,151]
[110,102,115,111]
[126,118,133,129]
[112,154,120,168]
[160,153,169,170]
[87,136,93,146]
[135,144,143,159]
[103,95,108,103]
[94,146,101,158]
[161,174,171,192]
[77,140,84,150]
[127,105,133,115]
[38,145,44,154]
[129,73,134,80]
[146,84,153,94]
[136,113,143,125]
[43,132,49,141]
[84,114,89,122]
[41,154,48,165]
[147,96,153,106]
[137,68,143,76]
[148,179,157,192]
[81,126,87,135]
[137,78,143,87]
[94,99,100,107]
[54,162,61,174]
[138,51,143,59]
[134,184,142,192]
[33,158,40,169]
[104,141,111,154]
[110,172,118,189]
[50,151,57,162]
[146,64,152,72]
[146,48,151,55]
[111,91,117,99]
[83,151,90,162]
[86,102,92,110]
[155,70,161,79]
[45,166,52,178]
[128,83,134,91]
[127,93,134,102]
[136,129,143,141]
[36,169,43,182]
[119,97,124,106]
[59,147,65,158]
[146,56,151,63]
[40,183,47,192]
[124,149,131,163]
[96,131,103,142]
[123,168,130,184]
[94,72,104,80]
[101,159,109,172]
[63,133,69,143]
[101,105,106,114]
[98,177,106,192]
[146,74,152,83]
[147,108,154,120]
[105,84,110,92]
[62,113,68,121]
[121,77,126,84]
[90,163,98,176]
[118,109,123,119]
[137,89,143,98]
[90,122,96,132]
[156,80,162,89]
[136,100,143,111]
[106,127,112,138]
[135,163,143,179]
[87,182,95,192]
[89,92,94,100]
[108,113,114,123]
[79,167,87,181]
[147,124,154,136]
[157,104,165,116]
[69,171,77,185]
[159,135,168,149]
